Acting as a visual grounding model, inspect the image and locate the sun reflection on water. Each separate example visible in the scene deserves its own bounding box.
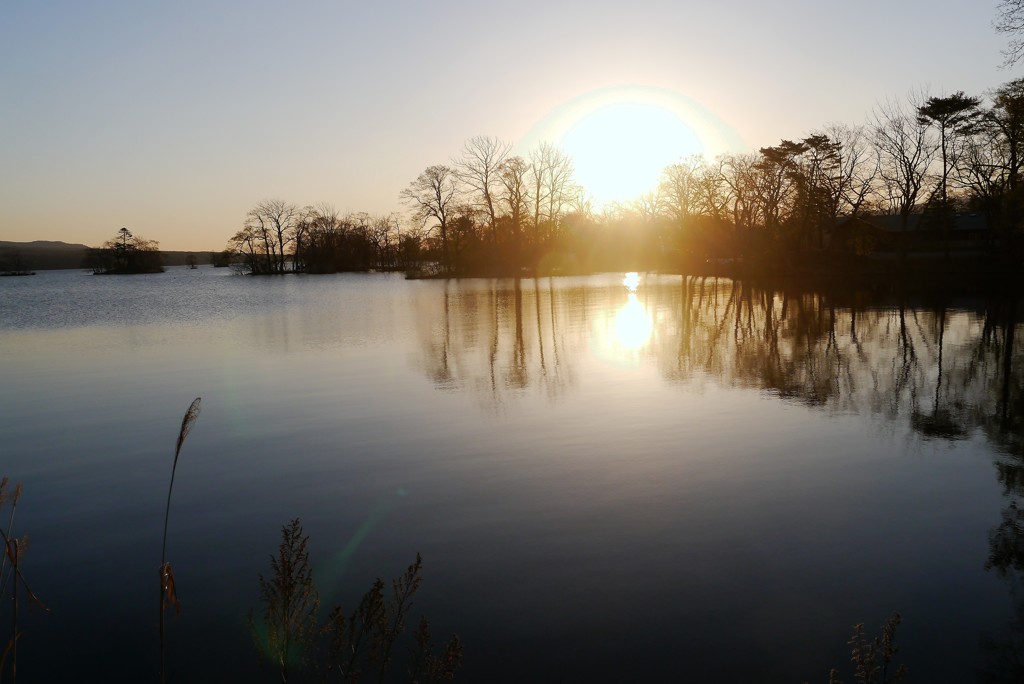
[615,293,653,350]
[592,273,654,362]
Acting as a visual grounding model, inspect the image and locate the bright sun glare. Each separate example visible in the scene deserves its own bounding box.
[614,272,653,351]
[559,103,702,208]
[519,85,746,212]
[591,272,654,365]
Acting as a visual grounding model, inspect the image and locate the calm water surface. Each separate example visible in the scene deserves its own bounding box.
[2,267,1023,682]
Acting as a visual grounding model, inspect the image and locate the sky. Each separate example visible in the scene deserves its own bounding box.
[0,1,1013,251]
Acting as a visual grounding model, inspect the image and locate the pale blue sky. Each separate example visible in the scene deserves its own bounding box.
[0,1,1008,250]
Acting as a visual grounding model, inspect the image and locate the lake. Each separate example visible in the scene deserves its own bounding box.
[1,267,1022,682]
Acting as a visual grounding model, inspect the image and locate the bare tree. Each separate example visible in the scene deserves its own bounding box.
[958,124,1010,218]
[528,142,576,245]
[720,153,761,246]
[632,191,662,223]
[978,78,1024,255]
[985,78,1024,193]
[872,96,938,262]
[566,185,592,218]
[227,226,260,273]
[659,156,703,224]
[367,214,402,270]
[456,136,511,245]
[244,199,300,274]
[996,0,1024,66]
[820,124,880,219]
[298,205,384,273]
[694,156,733,221]
[400,165,459,272]
[809,124,881,253]
[497,155,530,266]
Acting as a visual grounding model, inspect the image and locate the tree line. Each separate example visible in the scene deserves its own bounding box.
[226,138,587,276]
[227,202,419,275]
[224,77,1024,278]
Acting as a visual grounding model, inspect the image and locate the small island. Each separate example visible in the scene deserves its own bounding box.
[84,227,164,274]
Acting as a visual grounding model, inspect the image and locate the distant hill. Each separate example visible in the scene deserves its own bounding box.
[0,240,90,270]
[0,240,217,271]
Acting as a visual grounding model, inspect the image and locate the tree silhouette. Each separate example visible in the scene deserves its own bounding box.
[86,227,163,274]
[497,155,530,269]
[456,136,511,246]
[400,165,459,274]
[873,96,937,265]
[242,200,300,274]
[917,92,981,257]
[981,79,1024,259]
[996,0,1024,66]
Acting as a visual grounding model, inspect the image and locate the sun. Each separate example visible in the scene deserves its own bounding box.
[517,84,745,211]
[560,103,701,207]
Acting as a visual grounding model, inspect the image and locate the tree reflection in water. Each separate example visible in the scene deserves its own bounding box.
[412,276,1020,428]
[413,274,1024,678]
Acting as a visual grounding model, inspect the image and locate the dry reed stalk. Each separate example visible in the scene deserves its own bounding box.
[375,554,422,683]
[159,397,201,684]
[250,518,320,683]
[0,480,44,684]
[830,612,907,684]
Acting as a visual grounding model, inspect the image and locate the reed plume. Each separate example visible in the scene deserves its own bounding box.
[159,397,201,683]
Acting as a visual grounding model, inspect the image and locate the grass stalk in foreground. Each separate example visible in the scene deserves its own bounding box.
[159,397,201,684]
[251,518,464,682]
[828,612,907,684]
[250,518,320,683]
[0,479,46,684]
